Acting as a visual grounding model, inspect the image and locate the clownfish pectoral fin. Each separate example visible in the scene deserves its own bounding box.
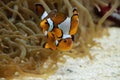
[43,42,50,49]
[43,41,57,50]
[35,3,48,19]
[47,32,55,41]
[40,19,49,33]
[52,27,63,40]
[69,8,79,36]
[43,42,57,50]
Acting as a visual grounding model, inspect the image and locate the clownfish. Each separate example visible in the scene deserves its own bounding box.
[35,3,79,51]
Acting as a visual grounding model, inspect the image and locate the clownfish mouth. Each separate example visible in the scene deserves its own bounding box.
[35,3,79,51]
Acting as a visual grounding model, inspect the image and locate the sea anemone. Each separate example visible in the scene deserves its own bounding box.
[0,0,119,79]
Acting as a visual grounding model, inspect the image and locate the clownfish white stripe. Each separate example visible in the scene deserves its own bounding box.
[47,18,54,32]
[41,11,48,20]
[55,40,59,45]
[62,34,71,39]
[58,17,71,35]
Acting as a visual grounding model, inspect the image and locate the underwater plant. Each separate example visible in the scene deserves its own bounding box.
[0,0,119,79]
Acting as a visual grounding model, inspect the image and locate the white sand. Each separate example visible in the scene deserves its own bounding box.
[7,27,120,80]
[47,27,120,80]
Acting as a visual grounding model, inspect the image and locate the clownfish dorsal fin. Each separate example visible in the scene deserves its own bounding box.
[73,8,78,15]
[43,9,57,20]
[44,10,67,27]
[35,3,48,19]
[69,8,79,36]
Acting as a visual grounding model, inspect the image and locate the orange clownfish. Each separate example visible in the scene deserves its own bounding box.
[35,3,79,51]
[35,3,67,40]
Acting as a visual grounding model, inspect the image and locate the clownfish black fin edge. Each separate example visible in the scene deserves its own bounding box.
[35,3,45,18]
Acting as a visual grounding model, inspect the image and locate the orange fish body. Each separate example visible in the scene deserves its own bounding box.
[51,12,67,27]
[51,27,63,40]
[57,38,73,51]
[35,4,79,51]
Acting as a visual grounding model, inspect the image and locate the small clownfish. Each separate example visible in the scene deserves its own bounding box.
[44,8,79,51]
[35,3,79,51]
[94,3,120,25]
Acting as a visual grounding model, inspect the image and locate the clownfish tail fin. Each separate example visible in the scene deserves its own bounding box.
[69,8,79,36]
